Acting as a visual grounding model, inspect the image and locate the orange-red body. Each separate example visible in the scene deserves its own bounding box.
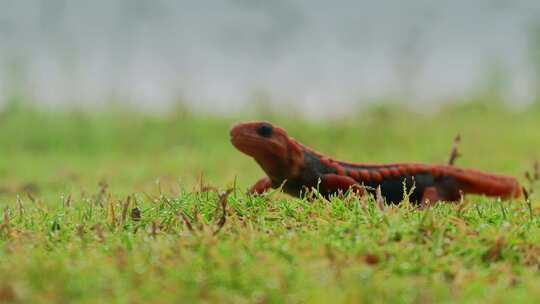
[230,121,522,204]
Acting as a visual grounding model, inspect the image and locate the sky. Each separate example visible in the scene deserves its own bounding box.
[1,0,540,117]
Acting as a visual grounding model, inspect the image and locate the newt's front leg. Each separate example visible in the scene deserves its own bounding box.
[249,177,273,194]
[320,174,364,196]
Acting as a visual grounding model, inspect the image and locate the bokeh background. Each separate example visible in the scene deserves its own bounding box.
[1,1,540,201]
[2,1,540,117]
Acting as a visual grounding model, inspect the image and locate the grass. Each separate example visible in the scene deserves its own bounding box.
[0,101,540,303]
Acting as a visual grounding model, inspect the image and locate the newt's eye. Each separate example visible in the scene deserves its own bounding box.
[256,123,273,138]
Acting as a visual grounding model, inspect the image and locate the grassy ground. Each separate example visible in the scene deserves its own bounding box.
[0,101,540,303]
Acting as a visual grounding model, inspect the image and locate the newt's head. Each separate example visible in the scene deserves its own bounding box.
[230,121,303,181]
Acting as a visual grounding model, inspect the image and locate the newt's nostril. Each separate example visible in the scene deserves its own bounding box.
[230,124,243,138]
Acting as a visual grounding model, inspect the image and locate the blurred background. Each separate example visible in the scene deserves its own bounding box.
[1,1,540,201]
[2,0,540,117]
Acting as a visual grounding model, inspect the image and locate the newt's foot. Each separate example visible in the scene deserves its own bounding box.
[248,177,273,195]
[420,186,441,209]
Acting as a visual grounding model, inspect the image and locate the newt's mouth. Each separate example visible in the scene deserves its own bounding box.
[230,126,254,154]
[230,133,262,156]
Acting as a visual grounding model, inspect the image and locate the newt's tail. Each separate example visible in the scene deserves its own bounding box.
[444,166,522,199]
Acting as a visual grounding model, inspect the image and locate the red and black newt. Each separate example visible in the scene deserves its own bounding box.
[230,121,522,204]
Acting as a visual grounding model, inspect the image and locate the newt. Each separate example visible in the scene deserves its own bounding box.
[230,121,522,204]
